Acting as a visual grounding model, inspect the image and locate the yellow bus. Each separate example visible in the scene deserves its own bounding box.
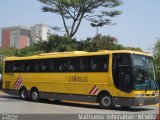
[2,50,159,109]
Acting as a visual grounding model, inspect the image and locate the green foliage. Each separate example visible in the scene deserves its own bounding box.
[31,34,141,52]
[77,34,124,51]
[32,35,77,52]
[153,39,160,87]
[124,47,142,52]
[38,0,122,37]
[0,47,18,57]
[15,46,44,57]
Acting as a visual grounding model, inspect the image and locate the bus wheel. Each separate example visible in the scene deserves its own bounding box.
[31,89,39,102]
[20,88,28,100]
[98,93,113,109]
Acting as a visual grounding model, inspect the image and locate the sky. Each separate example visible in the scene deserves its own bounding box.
[0,0,160,53]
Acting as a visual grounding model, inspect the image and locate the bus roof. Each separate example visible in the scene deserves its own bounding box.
[4,50,152,61]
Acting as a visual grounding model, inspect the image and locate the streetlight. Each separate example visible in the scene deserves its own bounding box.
[90,23,105,36]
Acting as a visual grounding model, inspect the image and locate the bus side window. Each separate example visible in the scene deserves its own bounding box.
[59,63,63,72]
[69,58,81,72]
[42,60,51,72]
[13,62,22,72]
[60,61,68,72]
[81,57,90,71]
[35,61,41,72]
[28,61,35,72]
[53,59,69,72]
[23,61,33,72]
[5,61,13,72]
[53,59,60,72]
[68,64,75,71]
[91,55,108,72]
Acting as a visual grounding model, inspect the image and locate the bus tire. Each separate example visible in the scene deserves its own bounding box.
[98,93,113,109]
[20,88,28,100]
[30,89,39,102]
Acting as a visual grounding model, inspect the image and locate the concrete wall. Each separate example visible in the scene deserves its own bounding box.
[19,35,29,49]
[1,29,11,48]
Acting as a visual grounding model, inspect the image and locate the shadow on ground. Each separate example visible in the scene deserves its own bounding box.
[0,94,156,112]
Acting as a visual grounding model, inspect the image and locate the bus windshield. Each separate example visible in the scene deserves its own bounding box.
[131,55,158,90]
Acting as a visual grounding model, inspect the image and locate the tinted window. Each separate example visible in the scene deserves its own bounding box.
[112,53,132,91]
[24,61,35,72]
[42,60,52,72]
[4,55,109,73]
[5,61,13,72]
[91,56,108,72]
[68,58,81,72]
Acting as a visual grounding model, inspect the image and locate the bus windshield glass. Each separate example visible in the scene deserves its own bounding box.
[131,55,158,90]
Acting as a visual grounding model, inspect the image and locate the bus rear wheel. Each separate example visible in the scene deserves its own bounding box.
[98,93,113,109]
[30,89,39,102]
[20,88,28,100]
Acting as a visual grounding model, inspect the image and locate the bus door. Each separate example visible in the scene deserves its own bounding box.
[112,54,132,93]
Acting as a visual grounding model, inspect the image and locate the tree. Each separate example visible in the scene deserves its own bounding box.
[33,35,77,52]
[38,0,122,37]
[15,46,44,57]
[153,39,160,88]
[30,34,142,52]
[77,34,124,51]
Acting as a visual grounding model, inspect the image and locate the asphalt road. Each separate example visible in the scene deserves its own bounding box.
[0,94,159,120]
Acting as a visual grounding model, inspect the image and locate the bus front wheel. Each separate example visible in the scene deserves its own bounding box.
[20,88,28,100]
[30,89,39,102]
[98,93,113,109]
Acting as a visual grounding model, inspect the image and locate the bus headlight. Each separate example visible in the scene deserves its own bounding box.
[155,93,159,97]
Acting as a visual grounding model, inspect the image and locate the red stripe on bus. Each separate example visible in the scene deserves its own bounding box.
[89,85,96,94]
[15,77,23,89]
[13,76,23,89]
[14,77,22,89]
[13,76,21,89]
[92,88,99,94]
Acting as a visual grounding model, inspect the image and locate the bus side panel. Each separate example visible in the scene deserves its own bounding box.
[2,74,22,90]
[21,72,111,95]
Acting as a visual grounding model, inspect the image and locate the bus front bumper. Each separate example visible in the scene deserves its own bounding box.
[113,96,159,106]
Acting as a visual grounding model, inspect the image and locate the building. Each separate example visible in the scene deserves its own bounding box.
[1,24,53,49]
[30,24,51,44]
[1,26,30,49]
